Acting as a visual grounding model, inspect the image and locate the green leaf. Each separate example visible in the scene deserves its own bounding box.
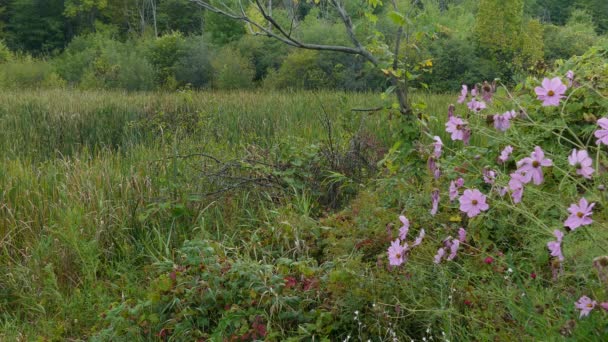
[388,11,406,26]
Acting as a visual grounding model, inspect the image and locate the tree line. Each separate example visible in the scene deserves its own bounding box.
[0,0,605,92]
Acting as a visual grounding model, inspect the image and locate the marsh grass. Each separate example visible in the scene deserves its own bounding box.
[0,89,451,338]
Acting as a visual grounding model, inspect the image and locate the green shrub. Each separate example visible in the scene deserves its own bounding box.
[0,56,66,89]
[544,11,602,62]
[263,50,331,90]
[174,36,213,88]
[211,47,255,89]
[0,41,13,63]
[145,32,188,88]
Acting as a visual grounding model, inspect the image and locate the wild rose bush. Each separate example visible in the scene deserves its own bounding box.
[382,45,608,339]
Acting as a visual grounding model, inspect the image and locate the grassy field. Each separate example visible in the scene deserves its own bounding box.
[0,89,452,339]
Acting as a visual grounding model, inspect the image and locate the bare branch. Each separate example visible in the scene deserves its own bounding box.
[189,0,378,64]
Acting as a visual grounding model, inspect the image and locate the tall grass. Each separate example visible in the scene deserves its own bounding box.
[0,89,451,338]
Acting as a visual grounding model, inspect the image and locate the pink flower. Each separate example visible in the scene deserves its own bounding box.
[449,178,464,201]
[447,239,460,261]
[431,189,440,216]
[497,187,508,197]
[535,77,567,107]
[516,146,553,185]
[459,189,489,218]
[508,172,526,203]
[471,86,478,97]
[434,247,446,264]
[564,198,595,230]
[600,302,608,312]
[445,116,468,141]
[448,104,455,119]
[568,149,594,179]
[481,81,495,103]
[412,229,425,247]
[484,256,494,264]
[566,70,574,87]
[547,229,564,262]
[498,145,513,164]
[398,215,409,240]
[457,85,468,104]
[458,228,467,243]
[575,296,597,318]
[388,239,407,266]
[483,169,496,184]
[433,136,443,158]
[467,98,487,113]
[428,157,441,179]
[594,118,608,146]
[493,110,516,132]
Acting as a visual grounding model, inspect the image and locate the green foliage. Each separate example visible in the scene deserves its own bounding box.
[145,31,187,88]
[517,19,545,69]
[211,46,255,89]
[204,9,246,45]
[0,56,66,89]
[543,17,601,62]
[6,0,66,54]
[157,0,204,35]
[173,36,213,88]
[474,0,524,58]
[264,50,332,89]
[0,40,13,63]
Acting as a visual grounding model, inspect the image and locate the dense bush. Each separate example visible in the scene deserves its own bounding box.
[173,36,214,88]
[145,32,188,89]
[544,10,604,62]
[211,47,255,90]
[0,56,65,89]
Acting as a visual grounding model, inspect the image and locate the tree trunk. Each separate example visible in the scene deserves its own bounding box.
[150,0,158,37]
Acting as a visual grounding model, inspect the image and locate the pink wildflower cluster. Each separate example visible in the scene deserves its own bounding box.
[568,149,594,179]
[388,215,425,267]
[445,116,471,144]
[482,168,496,184]
[430,189,440,216]
[449,178,464,201]
[498,145,513,164]
[506,146,552,203]
[434,228,467,264]
[493,110,516,132]
[595,118,608,146]
[428,136,444,179]
[547,229,564,262]
[459,82,493,110]
[574,296,608,318]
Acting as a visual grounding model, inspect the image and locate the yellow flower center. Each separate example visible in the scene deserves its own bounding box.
[472,200,478,205]
[587,303,593,308]
[577,212,584,218]
[396,253,402,259]
[532,161,540,168]
[547,90,555,96]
